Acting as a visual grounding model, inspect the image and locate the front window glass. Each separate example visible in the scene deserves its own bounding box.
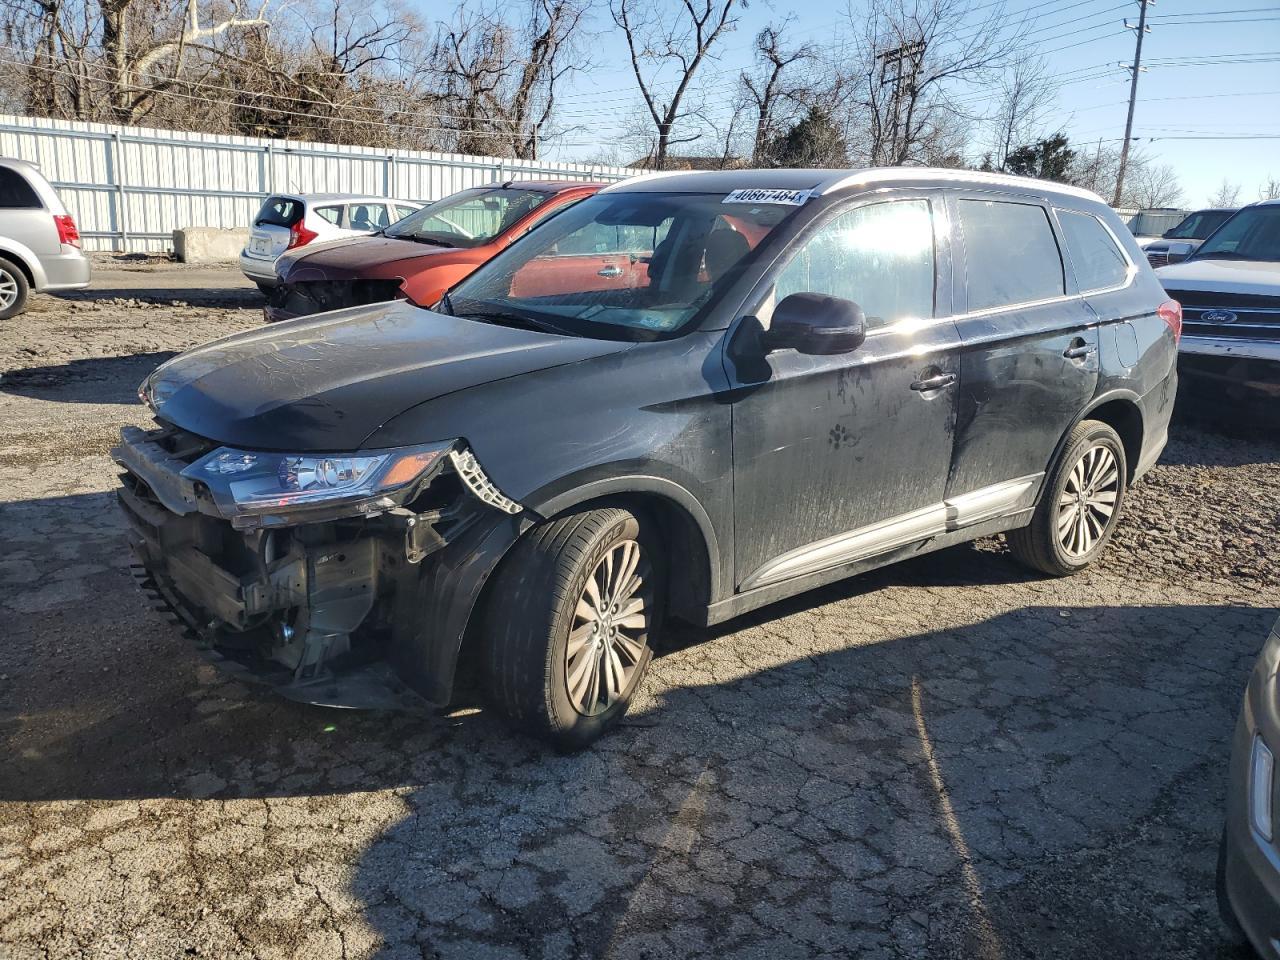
[386,188,550,248]
[1057,210,1130,292]
[773,199,935,330]
[1194,205,1280,262]
[958,199,1064,311]
[446,191,800,340]
[1165,210,1233,240]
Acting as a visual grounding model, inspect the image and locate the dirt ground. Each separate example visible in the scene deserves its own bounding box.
[1,263,1278,959]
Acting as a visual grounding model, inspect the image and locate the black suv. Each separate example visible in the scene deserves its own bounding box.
[114,169,1180,748]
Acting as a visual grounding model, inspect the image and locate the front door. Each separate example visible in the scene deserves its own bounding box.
[727,195,962,591]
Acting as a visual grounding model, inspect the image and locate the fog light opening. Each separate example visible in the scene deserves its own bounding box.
[1250,735,1274,842]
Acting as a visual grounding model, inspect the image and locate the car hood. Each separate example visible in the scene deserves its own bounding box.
[1155,257,1280,295]
[143,300,633,451]
[282,235,459,277]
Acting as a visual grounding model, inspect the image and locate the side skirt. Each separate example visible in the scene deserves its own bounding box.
[698,509,1033,629]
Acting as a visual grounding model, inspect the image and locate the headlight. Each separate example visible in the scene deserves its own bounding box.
[184,442,451,525]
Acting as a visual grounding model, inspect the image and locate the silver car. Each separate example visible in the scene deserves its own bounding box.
[0,157,91,319]
[1219,616,1280,958]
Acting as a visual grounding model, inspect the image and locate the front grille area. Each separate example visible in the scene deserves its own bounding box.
[1147,251,1169,268]
[1164,288,1280,341]
[274,278,405,318]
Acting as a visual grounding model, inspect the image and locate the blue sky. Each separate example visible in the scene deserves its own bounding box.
[528,0,1280,206]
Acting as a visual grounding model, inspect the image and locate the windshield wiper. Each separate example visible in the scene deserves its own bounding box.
[459,309,567,335]
[392,234,455,248]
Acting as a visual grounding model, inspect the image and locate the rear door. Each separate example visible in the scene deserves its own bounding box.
[247,195,303,259]
[945,193,1099,502]
[510,220,663,298]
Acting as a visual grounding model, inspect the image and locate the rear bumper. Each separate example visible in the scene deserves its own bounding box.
[112,423,529,708]
[1220,623,1280,959]
[38,250,91,291]
[239,251,277,286]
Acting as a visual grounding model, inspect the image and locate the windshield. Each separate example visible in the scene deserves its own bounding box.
[1194,205,1280,262]
[443,191,800,340]
[1165,210,1233,240]
[385,187,550,248]
[1127,211,1182,237]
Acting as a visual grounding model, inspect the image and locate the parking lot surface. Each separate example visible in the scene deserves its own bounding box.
[2,266,1278,959]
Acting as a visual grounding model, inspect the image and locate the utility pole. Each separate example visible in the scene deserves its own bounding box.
[876,39,925,166]
[1113,0,1152,207]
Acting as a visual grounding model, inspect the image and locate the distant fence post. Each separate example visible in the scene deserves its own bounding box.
[112,131,128,252]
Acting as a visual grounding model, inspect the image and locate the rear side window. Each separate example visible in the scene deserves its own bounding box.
[254,196,302,227]
[1057,210,1131,292]
[0,168,42,208]
[957,199,1064,311]
[313,205,342,225]
[774,198,935,330]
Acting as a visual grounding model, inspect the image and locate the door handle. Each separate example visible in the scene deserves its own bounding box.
[1063,339,1096,360]
[910,373,957,392]
[597,265,623,279]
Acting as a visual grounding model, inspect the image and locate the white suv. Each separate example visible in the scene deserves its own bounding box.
[239,193,422,291]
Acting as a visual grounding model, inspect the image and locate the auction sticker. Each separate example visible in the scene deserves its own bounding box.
[722,188,811,205]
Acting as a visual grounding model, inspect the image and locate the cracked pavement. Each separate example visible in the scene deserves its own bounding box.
[1,266,1278,959]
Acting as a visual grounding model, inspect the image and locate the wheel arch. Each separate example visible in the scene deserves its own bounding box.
[1079,391,1145,481]
[530,476,721,622]
[0,242,41,289]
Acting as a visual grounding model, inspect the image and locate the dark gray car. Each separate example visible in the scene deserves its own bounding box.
[1219,618,1280,959]
[113,168,1180,749]
[0,157,91,319]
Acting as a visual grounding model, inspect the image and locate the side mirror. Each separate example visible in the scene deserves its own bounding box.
[765,293,867,355]
[1165,241,1195,264]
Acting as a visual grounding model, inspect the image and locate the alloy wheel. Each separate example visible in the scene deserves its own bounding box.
[565,539,650,716]
[1057,443,1120,558]
[0,270,17,310]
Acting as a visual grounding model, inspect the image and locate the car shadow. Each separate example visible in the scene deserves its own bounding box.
[0,486,1269,957]
[0,352,175,403]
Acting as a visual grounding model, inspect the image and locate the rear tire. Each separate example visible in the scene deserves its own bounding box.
[1008,419,1127,577]
[0,256,31,320]
[482,506,662,750]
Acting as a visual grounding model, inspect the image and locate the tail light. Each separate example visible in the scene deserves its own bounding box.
[1157,299,1182,344]
[54,214,81,248]
[287,220,318,250]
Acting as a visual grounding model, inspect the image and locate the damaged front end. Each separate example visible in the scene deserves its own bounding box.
[265,278,405,322]
[112,422,527,709]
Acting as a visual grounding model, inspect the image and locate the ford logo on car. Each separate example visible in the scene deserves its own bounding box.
[1202,309,1239,323]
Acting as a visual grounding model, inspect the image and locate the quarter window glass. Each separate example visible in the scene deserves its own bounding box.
[395,205,417,220]
[313,205,341,225]
[0,168,41,208]
[958,199,1064,310]
[1058,210,1130,292]
[774,199,935,330]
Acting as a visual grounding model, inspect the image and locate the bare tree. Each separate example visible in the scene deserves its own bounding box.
[1128,161,1183,209]
[432,0,588,158]
[988,53,1056,171]
[740,22,814,166]
[610,0,741,169]
[849,0,1017,167]
[1208,179,1241,208]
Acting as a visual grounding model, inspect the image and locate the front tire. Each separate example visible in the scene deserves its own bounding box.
[482,507,662,750]
[0,256,31,320]
[1008,419,1127,577]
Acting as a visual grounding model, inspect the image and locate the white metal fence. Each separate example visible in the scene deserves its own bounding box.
[0,114,644,253]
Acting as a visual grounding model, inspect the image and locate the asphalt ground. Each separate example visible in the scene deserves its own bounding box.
[1,261,1277,959]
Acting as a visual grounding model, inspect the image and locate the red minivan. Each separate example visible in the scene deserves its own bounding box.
[265,180,606,321]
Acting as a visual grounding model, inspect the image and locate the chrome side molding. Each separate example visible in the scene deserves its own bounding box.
[740,474,1042,590]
